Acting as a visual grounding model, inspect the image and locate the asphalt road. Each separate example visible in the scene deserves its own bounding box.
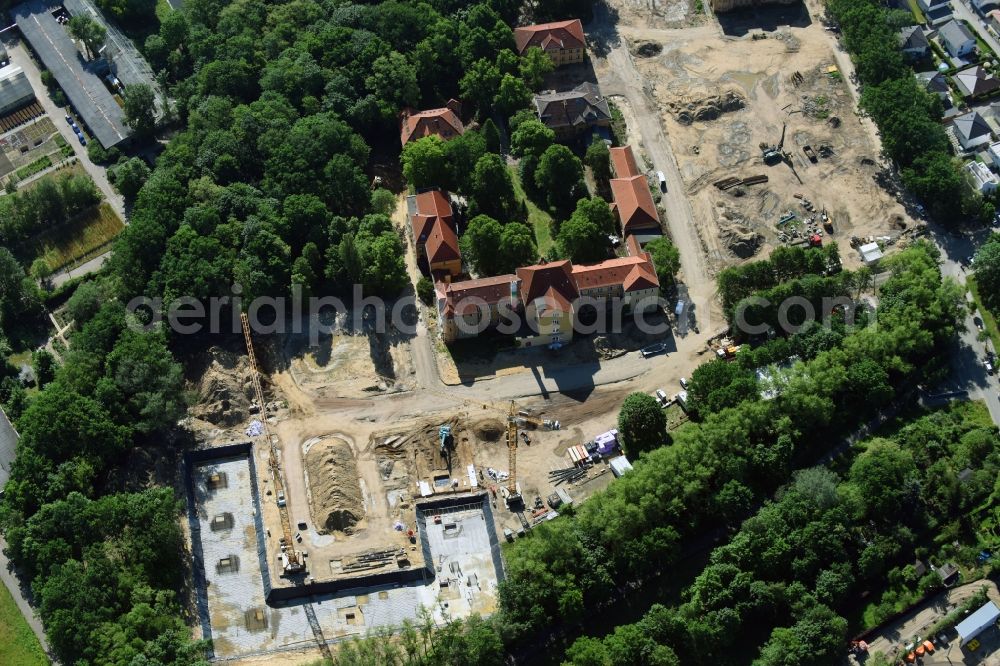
[932,225,1000,426]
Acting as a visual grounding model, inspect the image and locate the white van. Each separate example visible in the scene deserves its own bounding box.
[657,171,667,192]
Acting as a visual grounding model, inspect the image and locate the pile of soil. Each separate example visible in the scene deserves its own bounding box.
[668,90,745,125]
[717,208,763,258]
[189,347,257,426]
[631,41,662,58]
[472,419,506,443]
[305,438,365,534]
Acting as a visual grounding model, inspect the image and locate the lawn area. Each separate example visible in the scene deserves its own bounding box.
[0,583,48,666]
[32,203,125,273]
[967,276,1000,354]
[508,164,555,257]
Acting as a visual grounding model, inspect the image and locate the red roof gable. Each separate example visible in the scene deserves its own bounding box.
[442,274,518,316]
[400,103,464,146]
[516,260,579,313]
[571,255,659,292]
[610,175,659,234]
[609,145,640,178]
[425,217,460,265]
[410,189,453,244]
[514,19,586,55]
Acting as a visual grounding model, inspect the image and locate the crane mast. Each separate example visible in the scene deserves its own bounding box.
[241,313,305,575]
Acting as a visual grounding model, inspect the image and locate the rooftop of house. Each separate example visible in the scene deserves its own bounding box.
[410,189,454,244]
[954,110,992,142]
[966,160,998,187]
[610,175,660,234]
[954,65,1000,97]
[917,70,950,95]
[609,145,641,178]
[516,260,579,313]
[899,25,929,51]
[441,274,518,316]
[425,217,461,265]
[0,405,18,489]
[939,19,975,47]
[534,82,611,130]
[514,19,585,55]
[399,101,464,146]
[571,254,659,292]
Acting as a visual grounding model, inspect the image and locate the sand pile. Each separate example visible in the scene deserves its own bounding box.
[189,347,256,426]
[305,437,365,534]
[668,90,745,125]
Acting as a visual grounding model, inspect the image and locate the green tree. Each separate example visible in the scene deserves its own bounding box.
[460,58,502,116]
[371,188,397,216]
[68,15,106,60]
[66,280,104,324]
[32,349,57,389]
[974,233,1000,311]
[520,46,554,91]
[365,51,420,112]
[535,144,586,214]
[402,136,449,190]
[482,118,502,154]
[498,222,537,273]
[460,214,503,276]
[571,197,616,235]
[557,214,606,264]
[511,119,555,159]
[469,153,518,221]
[360,232,408,296]
[585,137,611,188]
[110,157,151,199]
[417,276,435,305]
[616,392,667,456]
[645,237,681,286]
[123,84,157,138]
[103,328,184,434]
[494,73,532,118]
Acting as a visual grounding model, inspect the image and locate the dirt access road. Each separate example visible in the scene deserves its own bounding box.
[588,6,715,309]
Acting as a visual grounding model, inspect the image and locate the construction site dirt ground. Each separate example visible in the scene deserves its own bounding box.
[594,0,922,274]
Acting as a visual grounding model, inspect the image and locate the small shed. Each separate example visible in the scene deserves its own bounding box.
[936,561,960,585]
[859,242,883,266]
[956,600,1000,645]
[609,456,633,478]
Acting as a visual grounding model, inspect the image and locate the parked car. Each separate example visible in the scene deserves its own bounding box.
[986,358,995,375]
[657,171,667,192]
[679,377,689,389]
[77,134,86,146]
[655,389,668,405]
[640,343,667,358]
[974,315,984,331]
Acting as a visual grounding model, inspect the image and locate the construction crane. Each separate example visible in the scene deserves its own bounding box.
[241,313,306,576]
[422,389,560,510]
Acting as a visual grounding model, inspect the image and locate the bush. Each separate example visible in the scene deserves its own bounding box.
[417,276,435,305]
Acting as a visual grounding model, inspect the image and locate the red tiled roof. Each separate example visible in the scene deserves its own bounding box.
[610,175,659,234]
[425,218,460,265]
[411,189,453,245]
[442,274,518,316]
[624,233,643,258]
[400,104,464,146]
[571,255,659,292]
[514,19,585,55]
[516,260,579,313]
[609,145,640,178]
